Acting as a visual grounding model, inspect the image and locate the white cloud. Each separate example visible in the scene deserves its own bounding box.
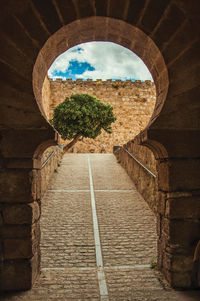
[48,42,153,81]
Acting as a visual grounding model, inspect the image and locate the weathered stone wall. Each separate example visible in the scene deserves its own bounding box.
[40,146,63,197]
[42,77,156,153]
[42,76,52,119]
[114,140,158,213]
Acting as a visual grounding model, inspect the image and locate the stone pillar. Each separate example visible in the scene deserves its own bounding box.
[0,129,55,290]
[156,157,200,288]
[140,128,200,288]
[0,161,41,290]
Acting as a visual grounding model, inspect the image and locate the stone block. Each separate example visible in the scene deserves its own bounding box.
[0,224,32,239]
[162,251,172,272]
[168,67,200,102]
[147,129,200,158]
[68,35,81,49]
[162,264,193,288]
[166,196,200,219]
[1,221,40,240]
[153,3,184,50]
[31,0,61,34]
[169,220,200,251]
[141,0,170,33]
[158,233,168,255]
[0,33,33,80]
[95,0,107,16]
[168,40,200,82]
[2,14,39,62]
[4,237,38,259]
[157,192,166,215]
[171,271,192,288]
[162,249,193,275]
[157,159,200,191]
[0,252,39,291]
[0,242,3,261]
[126,0,145,25]
[75,0,94,18]
[32,169,42,200]
[0,129,55,158]
[162,88,200,132]
[171,255,193,273]
[109,0,127,19]
[161,217,170,237]
[3,202,40,225]
[0,169,34,203]
[0,213,3,225]
[15,5,49,47]
[53,0,76,24]
[156,214,162,237]
[120,37,132,49]
[162,20,197,66]
[4,158,33,169]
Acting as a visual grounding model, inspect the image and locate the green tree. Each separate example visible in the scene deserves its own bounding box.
[50,94,116,151]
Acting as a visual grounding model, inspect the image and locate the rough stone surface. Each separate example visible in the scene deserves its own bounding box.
[0,252,39,291]
[42,77,156,153]
[114,140,158,213]
[0,169,34,203]
[2,202,40,225]
[40,146,63,196]
[2,154,199,299]
[4,238,37,259]
[115,141,200,288]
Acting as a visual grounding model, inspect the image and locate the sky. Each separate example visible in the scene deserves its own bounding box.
[48,42,153,82]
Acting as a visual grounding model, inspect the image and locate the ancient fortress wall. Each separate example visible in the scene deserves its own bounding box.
[42,77,156,153]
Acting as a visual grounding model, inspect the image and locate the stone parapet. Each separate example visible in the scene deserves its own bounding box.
[114,139,158,213]
[40,146,63,197]
[49,77,154,87]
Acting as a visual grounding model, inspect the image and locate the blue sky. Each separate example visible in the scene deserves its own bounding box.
[48,42,153,82]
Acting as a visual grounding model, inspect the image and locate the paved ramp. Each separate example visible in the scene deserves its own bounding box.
[2,154,200,300]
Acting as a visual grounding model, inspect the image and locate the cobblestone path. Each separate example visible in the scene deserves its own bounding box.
[2,154,200,300]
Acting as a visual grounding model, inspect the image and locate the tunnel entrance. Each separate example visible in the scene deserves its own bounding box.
[32,16,200,290]
[2,2,200,293]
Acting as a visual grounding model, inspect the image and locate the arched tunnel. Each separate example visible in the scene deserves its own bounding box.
[0,0,200,294]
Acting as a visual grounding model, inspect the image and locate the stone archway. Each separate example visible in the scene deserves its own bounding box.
[33,17,169,127]
[32,15,170,287]
[32,16,200,289]
[0,0,200,291]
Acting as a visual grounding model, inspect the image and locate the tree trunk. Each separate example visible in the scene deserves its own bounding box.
[63,134,82,152]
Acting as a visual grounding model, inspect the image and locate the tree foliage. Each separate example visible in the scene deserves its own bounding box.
[50,94,116,150]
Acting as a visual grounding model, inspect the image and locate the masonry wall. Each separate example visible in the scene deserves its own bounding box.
[114,141,158,213]
[42,77,156,153]
[40,146,63,197]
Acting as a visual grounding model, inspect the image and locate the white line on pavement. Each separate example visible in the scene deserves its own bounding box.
[49,189,134,192]
[88,155,109,301]
[42,264,151,271]
[104,264,151,269]
[49,189,90,192]
[95,190,134,192]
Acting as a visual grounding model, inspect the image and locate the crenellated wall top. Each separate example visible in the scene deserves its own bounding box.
[48,77,154,88]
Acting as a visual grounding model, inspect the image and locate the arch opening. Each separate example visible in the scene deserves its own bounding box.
[33,16,169,150]
[42,41,156,154]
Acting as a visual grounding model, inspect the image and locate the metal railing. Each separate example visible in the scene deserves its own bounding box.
[41,150,57,169]
[122,147,156,178]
